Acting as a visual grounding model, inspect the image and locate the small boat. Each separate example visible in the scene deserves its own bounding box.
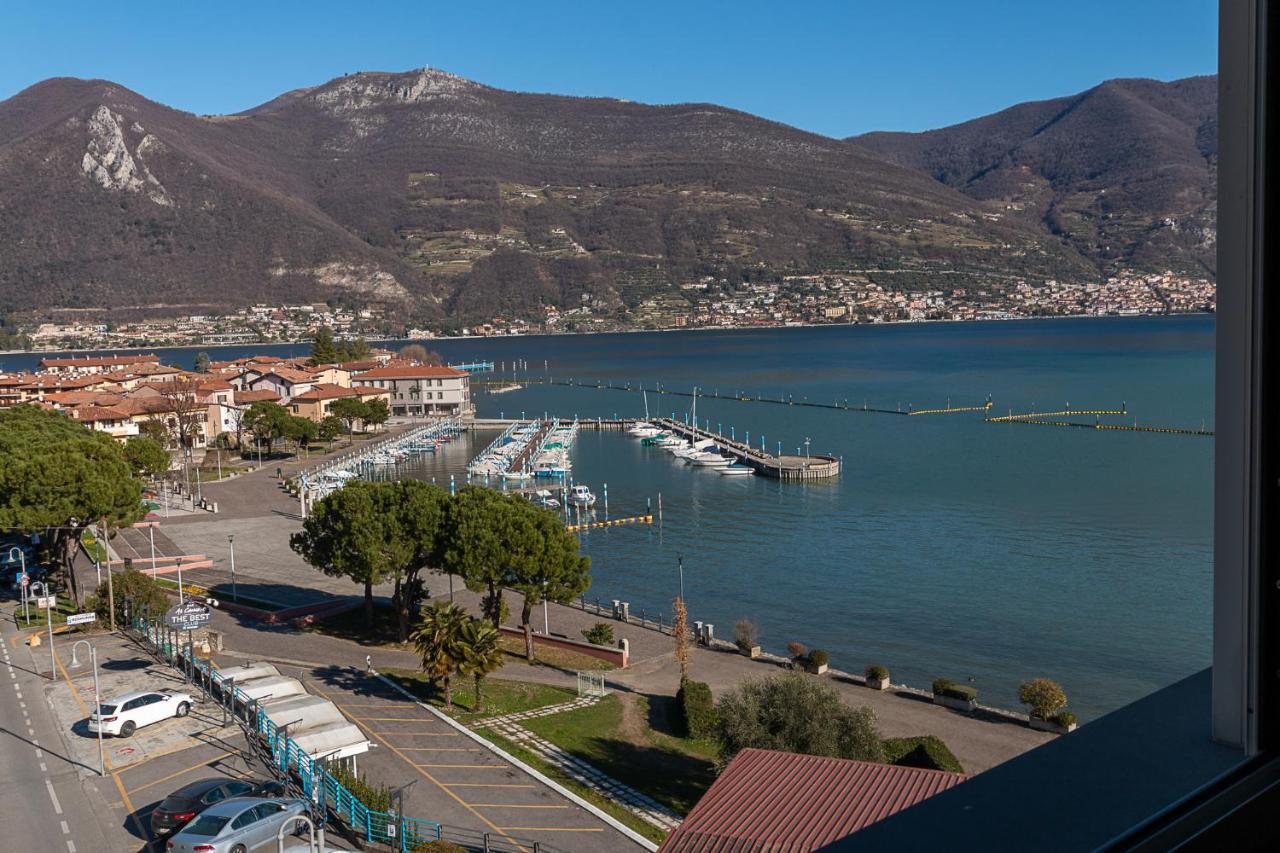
[566,485,597,507]
[717,464,755,476]
[501,470,533,481]
[689,453,733,467]
[532,489,560,508]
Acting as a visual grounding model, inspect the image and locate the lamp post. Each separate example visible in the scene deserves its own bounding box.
[148,524,158,581]
[228,535,237,602]
[29,580,55,678]
[542,580,550,635]
[677,554,685,604]
[9,546,28,624]
[71,640,105,776]
[176,557,185,604]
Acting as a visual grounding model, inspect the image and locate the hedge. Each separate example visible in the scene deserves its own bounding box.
[807,649,829,667]
[882,736,965,774]
[866,665,889,681]
[677,678,718,740]
[932,678,978,702]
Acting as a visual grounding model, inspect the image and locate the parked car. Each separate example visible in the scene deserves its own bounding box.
[165,797,309,853]
[150,778,287,837]
[89,688,194,737]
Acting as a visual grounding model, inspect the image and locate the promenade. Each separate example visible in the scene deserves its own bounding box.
[148,435,1053,777]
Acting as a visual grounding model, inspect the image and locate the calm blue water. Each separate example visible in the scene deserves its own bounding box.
[9,317,1214,718]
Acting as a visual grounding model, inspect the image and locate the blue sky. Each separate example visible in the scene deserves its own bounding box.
[0,1,1216,138]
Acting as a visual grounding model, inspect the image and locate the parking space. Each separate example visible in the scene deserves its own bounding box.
[42,632,282,851]
[286,665,641,853]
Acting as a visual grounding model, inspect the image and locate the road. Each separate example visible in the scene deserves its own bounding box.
[0,618,124,853]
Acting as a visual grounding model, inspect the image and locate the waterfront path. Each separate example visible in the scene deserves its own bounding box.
[145,426,1053,782]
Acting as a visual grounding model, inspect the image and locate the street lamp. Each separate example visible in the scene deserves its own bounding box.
[542,580,550,635]
[28,580,55,678]
[176,557,185,604]
[9,546,28,624]
[677,554,685,604]
[71,640,105,777]
[228,535,237,602]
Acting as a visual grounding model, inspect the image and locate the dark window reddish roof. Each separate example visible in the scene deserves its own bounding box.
[355,365,466,380]
[659,749,966,853]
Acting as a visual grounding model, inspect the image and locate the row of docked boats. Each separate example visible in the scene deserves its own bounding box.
[628,390,754,475]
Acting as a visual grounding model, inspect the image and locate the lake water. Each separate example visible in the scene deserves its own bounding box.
[8,317,1214,718]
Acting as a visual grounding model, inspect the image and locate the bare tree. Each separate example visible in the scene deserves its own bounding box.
[156,376,208,502]
[673,596,691,682]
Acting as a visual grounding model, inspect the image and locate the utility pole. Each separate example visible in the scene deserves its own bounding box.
[228,535,237,602]
[103,522,115,631]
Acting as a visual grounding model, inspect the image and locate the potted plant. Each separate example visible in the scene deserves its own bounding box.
[932,678,978,712]
[805,648,830,675]
[734,618,762,658]
[1018,678,1076,733]
[866,664,891,690]
[787,641,809,669]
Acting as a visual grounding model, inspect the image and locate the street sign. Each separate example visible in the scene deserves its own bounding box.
[36,595,55,609]
[67,613,97,626]
[15,572,27,587]
[164,600,212,631]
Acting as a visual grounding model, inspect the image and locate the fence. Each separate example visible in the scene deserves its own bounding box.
[128,614,442,851]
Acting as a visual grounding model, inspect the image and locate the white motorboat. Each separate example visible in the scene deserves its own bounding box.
[566,485,597,507]
[717,464,755,476]
[502,470,533,481]
[532,489,560,508]
[689,452,733,467]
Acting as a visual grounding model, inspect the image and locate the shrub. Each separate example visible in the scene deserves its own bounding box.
[807,649,829,667]
[733,618,760,650]
[883,736,964,774]
[1018,678,1068,720]
[87,568,169,627]
[932,679,977,702]
[786,641,809,660]
[412,841,467,853]
[582,622,614,645]
[717,672,884,764]
[866,665,890,681]
[1052,711,1078,728]
[678,678,719,740]
[329,765,391,812]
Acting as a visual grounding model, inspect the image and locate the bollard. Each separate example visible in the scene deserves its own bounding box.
[620,601,631,623]
[611,599,621,619]
[695,620,704,642]
[704,623,715,645]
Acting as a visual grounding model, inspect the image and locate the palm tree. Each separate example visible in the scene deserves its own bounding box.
[412,600,469,709]
[458,618,505,713]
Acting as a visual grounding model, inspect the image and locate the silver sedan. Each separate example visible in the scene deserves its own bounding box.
[164,797,309,853]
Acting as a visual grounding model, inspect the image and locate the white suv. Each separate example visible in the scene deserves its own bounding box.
[89,689,194,737]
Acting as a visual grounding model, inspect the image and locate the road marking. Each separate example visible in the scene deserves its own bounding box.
[66,842,76,853]
[397,747,483,752]
[60,821,69,834]
[369,730,458,736]
[500,826,604,832]
[45,779,63,814]
[415,763,509,769]
[40,762,47,772]
[111,772,151,852]
[445,783,537,788]
[471,804,571,809]
[346,716,435,722]
[126,752,233,794]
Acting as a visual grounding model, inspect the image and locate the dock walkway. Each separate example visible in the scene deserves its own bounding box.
[653,418,839,480]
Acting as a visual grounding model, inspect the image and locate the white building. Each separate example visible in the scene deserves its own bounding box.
[352,365,472,417]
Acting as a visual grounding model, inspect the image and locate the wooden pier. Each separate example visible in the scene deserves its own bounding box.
[653,418,840,480]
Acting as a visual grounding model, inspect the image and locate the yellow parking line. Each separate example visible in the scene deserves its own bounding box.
[369,731,458,736]
[397,747,482,752]
[356,724,528,852]
[126,751,234,794]
[112,772,153,852]
[345,716,433,722]
[445,783,536,788]
[471,804,570,809]
[500,827,604,832]
[115,737,227,775]
[414,763,508,769]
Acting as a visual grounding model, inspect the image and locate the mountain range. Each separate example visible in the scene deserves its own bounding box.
[0,69,1216,326]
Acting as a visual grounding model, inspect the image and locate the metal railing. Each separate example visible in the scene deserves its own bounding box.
[129,615,442,851]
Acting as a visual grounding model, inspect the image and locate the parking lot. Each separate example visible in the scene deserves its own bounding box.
[279,663,644,853]
[38,632,290,852]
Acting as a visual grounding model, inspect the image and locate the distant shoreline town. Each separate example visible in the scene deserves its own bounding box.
[1,270,1214,354]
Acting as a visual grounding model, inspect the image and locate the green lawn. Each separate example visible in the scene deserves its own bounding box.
[13,592,81,629]
[521,693,720,817]
[381,668,577,724]
[475,725,668,845]
[79,531,108,564]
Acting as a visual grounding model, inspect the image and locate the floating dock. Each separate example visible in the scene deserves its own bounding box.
[653,418,840,480]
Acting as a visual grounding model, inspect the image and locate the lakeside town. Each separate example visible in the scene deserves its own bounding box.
[1,338,1074,852]
[3,269,1215,352]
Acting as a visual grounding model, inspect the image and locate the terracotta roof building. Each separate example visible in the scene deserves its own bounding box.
[659,749,966,852]
[352,364,471,418]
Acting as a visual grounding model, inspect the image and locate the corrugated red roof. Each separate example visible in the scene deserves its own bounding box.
[38,353,160,369]
[660,749,965,853]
